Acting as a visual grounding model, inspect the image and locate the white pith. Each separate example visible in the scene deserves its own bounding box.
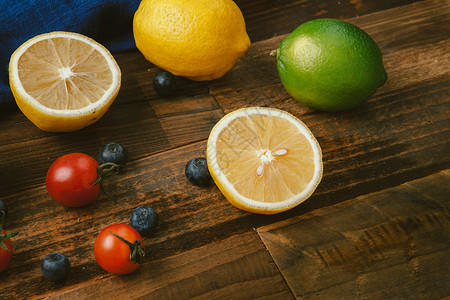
[59,67,74,79]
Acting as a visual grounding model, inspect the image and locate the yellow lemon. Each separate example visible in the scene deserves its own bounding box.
[207,107,323,214]
[133,0,250,81]
[9,31,121,132]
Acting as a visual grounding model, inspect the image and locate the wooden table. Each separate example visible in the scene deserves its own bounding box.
[1,0,449,298]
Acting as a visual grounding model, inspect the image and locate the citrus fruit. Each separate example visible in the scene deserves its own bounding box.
[273,18,387,111]
[207,107,323,214]
[9,31,121,132]
[133,0,251,81]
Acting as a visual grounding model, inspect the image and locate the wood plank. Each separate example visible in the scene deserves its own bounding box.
[208,0,450,208]
[257,170,450,299]
[0,141,223,298]
[34,232,293,299]
[0,37,221,199]
[113,61,211,106]
[210,0,450,114]
[1,0,445,200]
[0,100,223,197]
[110,0,423,105]
[2,139,285,299]
[235,0,421,42]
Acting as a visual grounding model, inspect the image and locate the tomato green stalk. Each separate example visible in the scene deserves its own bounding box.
[0,212,17,251]
[93,162,121,198]
[108,231,145,264]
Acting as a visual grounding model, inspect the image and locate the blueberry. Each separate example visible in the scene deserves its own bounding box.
[0,200,7,224]
[185,157,213,187]
[153,71,176,97]
[130,206,158,236]
[41,252,70,282]
[98,142,129,166]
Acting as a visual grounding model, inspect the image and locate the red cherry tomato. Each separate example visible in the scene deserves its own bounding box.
[94,224,144,275]
[46,153,100,207]
[0,230,14,272]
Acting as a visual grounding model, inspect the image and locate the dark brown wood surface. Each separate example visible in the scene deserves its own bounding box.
[0,0,449,299]
[258,170,450,299]
[43,232,293,299]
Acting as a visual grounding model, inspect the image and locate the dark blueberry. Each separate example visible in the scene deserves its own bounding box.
[98,142,129,166]
[153,71,176,97]
[130,206,158,236]
[41,252,70,282]
[0,200,7,224]
[185,157,213,187]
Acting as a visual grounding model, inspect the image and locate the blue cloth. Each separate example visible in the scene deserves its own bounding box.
[0,0,140,108]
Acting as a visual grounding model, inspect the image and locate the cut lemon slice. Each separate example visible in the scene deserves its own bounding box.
[9,31,121,132]
[207,107,322,214]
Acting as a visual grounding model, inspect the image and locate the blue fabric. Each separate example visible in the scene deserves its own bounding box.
[0,0,140,108]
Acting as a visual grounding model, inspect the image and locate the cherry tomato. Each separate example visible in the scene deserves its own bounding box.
[46,153,100,207]
[0,230,16,272]
[94,224,144,275]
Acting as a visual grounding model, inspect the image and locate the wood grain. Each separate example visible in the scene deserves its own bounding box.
[235,0,421,42]
[0,97,223,197]
[210,0,450,114]
[258,170,450,299]
[209,0,450,208]
[38,232,293,299]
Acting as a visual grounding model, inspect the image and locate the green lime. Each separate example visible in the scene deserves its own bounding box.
[273,18,387,111]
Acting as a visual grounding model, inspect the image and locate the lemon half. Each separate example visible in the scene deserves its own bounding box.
[9,31,121,132]
[207,107,323,214]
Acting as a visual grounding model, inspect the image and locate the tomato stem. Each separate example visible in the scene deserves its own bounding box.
[93,162,121,198]
[0,212,17,251]
[108,231,145,265]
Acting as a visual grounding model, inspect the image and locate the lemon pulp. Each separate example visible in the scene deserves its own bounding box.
[18,38,113,110]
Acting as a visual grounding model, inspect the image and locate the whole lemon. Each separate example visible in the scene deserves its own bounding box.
[273,18,387,111]
[133,0,251,81]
